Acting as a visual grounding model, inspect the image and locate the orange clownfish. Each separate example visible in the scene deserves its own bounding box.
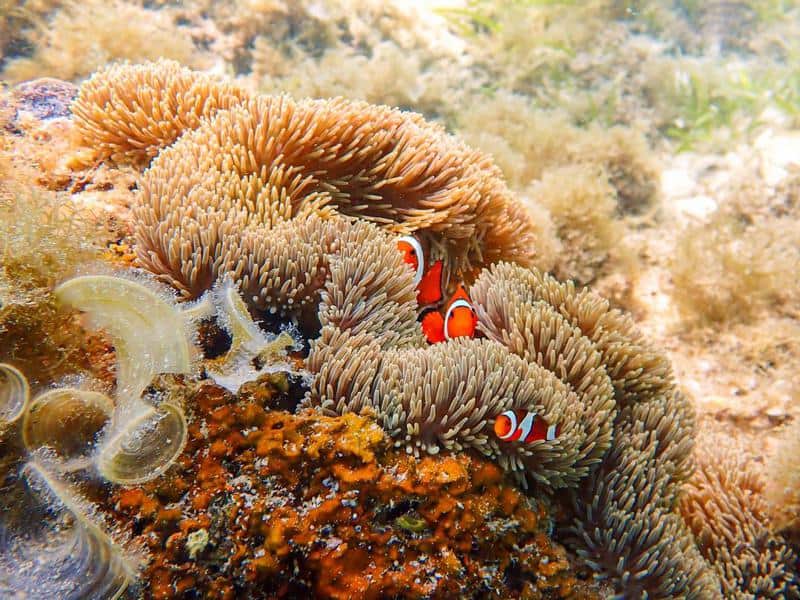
[397,234,478,344]
[420,285,478,344]
[396,235,444,306]
[494,410,560,443]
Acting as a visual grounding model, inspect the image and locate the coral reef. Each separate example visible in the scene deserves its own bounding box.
[5,41,799,597]
[311,254,714,595]
[64,61,722,597]
[681,441,799,598]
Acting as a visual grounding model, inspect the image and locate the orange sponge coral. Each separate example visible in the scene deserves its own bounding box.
[107,379,601,599]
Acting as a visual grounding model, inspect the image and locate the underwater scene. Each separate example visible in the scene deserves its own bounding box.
[0,0,799,598]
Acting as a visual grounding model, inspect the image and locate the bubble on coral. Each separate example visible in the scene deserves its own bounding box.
[96,401,187,486]
[22,388,113,471]
[0,362,29,428]
[54,274,193,403]
[0,461,136,599]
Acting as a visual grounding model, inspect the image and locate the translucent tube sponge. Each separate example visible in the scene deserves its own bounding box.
[22,388,113,471]
[0,363,29,429]
[205,277,302,393]
[95,401,187,485]
[0,461,136,599]
[54,275,192,485]
[54,275,193,402]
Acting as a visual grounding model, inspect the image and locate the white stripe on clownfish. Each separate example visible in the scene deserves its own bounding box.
[396,234,424,287]
[443,298,476,340]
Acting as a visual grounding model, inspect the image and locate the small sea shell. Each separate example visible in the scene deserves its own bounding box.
[0,461,135,599]
[96,401,187,485]
[22,388,113,471]
[54,274,194,404]
[0,363,30,428]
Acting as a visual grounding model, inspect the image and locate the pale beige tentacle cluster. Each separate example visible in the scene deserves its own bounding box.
[681,444,799,599]
[306,262,682,494]
[308,330,589,489]
[72,61,540,294]
[72,59,250,166]
[569,394,719,599]
[469,263,716,598]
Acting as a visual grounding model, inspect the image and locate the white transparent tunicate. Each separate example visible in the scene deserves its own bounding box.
[0,363,30,428]
[0,461,136,599]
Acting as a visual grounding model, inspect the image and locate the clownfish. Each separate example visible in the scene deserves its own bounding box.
[420,285,478,344]
[493,410,560,443]
[396,234,478,344]
[396,235,444,306]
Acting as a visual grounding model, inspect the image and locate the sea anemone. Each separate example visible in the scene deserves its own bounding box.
[72,59,250,166]
[681,442,799,598]
[71,61,541,293]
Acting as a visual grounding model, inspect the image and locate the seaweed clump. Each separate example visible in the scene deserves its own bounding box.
[0,186,99,385]
[670,211,799,325]
[1,0,204,83]
[531,163,631,285]
[669,172,800,326]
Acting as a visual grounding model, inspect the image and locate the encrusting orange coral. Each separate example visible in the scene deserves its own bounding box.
[107,377,601,599]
